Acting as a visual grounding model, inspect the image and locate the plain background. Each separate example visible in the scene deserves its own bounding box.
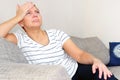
[0,0,120,48]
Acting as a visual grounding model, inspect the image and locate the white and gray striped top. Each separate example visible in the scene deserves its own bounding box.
[14,29,78,78]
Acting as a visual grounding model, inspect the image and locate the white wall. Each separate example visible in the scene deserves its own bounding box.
[82,0,120,47]
[0,0,120,48]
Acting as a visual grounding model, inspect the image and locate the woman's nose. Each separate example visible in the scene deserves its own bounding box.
[32,12,38,17]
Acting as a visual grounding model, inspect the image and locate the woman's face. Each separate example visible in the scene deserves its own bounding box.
[20,5,42,29]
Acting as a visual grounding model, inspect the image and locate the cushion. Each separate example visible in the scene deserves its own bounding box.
[71,36,110,64]
[107,42,120,66]
[0,63,71,80]
[108,66,120,79]
[0,37,27,63]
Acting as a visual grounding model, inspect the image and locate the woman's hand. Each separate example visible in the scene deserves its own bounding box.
[92,59,112,80]
[16,2,34,21]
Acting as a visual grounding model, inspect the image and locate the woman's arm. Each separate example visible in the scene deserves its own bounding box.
[0,2,34,43]
[0,17,21,38]
[63,38,96,64]
[63,38,112,79]
[0,16,21,44]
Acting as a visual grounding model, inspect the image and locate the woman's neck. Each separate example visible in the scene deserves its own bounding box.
[26,29,45,39]
[25,29,49,45]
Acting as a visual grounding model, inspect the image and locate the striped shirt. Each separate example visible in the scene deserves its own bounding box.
[13,29,78,78]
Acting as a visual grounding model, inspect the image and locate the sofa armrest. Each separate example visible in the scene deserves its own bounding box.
[0,63,71,80]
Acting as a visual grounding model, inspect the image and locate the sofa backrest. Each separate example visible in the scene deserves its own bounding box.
[0,36,109,65]
[71,36,110,64]
[0,37,28,63]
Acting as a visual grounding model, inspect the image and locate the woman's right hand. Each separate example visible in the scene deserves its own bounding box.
[16,2,34,21]
[0,2,34,38]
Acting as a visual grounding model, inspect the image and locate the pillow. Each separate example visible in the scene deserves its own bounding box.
[107,42,120,66]
[0,37,28,63]
[71,36,110,64]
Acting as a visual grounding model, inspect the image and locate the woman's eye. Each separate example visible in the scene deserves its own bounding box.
[26,12,31,15]
[36,11,40,13]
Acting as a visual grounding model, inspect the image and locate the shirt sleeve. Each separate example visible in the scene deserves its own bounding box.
[12,30,23,48]
[56,29,70,46]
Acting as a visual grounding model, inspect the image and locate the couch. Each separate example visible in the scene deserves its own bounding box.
[0,37,71,80]
[0,36,120,80]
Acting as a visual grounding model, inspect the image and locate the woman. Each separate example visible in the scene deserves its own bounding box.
[0,2,118,80]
